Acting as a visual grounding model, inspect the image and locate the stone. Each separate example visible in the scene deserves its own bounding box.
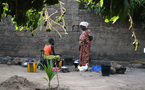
[110,67,116,74]
[7,62,11,65]
[1,56,11,64]
[11,57,21,65]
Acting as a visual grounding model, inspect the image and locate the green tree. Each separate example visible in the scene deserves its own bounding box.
[79,0,145,51]
[0,0,59,34]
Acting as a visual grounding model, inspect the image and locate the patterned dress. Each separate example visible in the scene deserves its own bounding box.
[79,29,92,66]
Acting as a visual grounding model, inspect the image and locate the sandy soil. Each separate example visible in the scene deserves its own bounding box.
[0,64,145,90]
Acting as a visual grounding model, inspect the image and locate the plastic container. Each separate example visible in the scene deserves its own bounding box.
[27,62,38,72]
[101,65,111,76]
[55,60,63,67]
[59,61,63,67]
[92,65,101,71]
[52,67,59,72]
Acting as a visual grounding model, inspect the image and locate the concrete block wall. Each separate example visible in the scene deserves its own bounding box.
[0,0,145,61]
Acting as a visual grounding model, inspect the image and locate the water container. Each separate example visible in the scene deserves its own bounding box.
[101,64,111,76]
[27,62,38,72]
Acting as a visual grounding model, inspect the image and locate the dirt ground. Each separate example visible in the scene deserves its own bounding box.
[0,64,145,90]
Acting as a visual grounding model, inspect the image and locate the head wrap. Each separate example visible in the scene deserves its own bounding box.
[79,21,89,28]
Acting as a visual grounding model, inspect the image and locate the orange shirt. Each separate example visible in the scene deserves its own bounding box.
[43,44,52,56]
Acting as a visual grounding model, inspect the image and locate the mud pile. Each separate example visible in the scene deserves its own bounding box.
[0,75,37,90]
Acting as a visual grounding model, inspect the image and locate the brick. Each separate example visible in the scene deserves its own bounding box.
[0,1,144,62]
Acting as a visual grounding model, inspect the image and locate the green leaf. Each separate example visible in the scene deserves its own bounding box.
[100,0,103,7]
[40,63,44,68]
[51,72,56,80]
[44,64,49,80]
[84,4,88,8]
[43,77,48,82]
[78,0,81,2]
[110,16,119,23]
[63,17,66,19]
[105,19,109,23]
[55,16,60,21]
[39,14,43,22]
[40,24,42,31]
[105,16,119,23]
[49,60,53,78]
[3,7,8,11]
[47,60,52,81]
[15,24,19,30]
[51,67,57,80]
[112,16,119,21]
[19,26,24,31]
[33,23,38,30]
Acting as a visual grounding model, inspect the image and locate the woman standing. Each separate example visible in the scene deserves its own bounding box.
[79,21,93,71]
